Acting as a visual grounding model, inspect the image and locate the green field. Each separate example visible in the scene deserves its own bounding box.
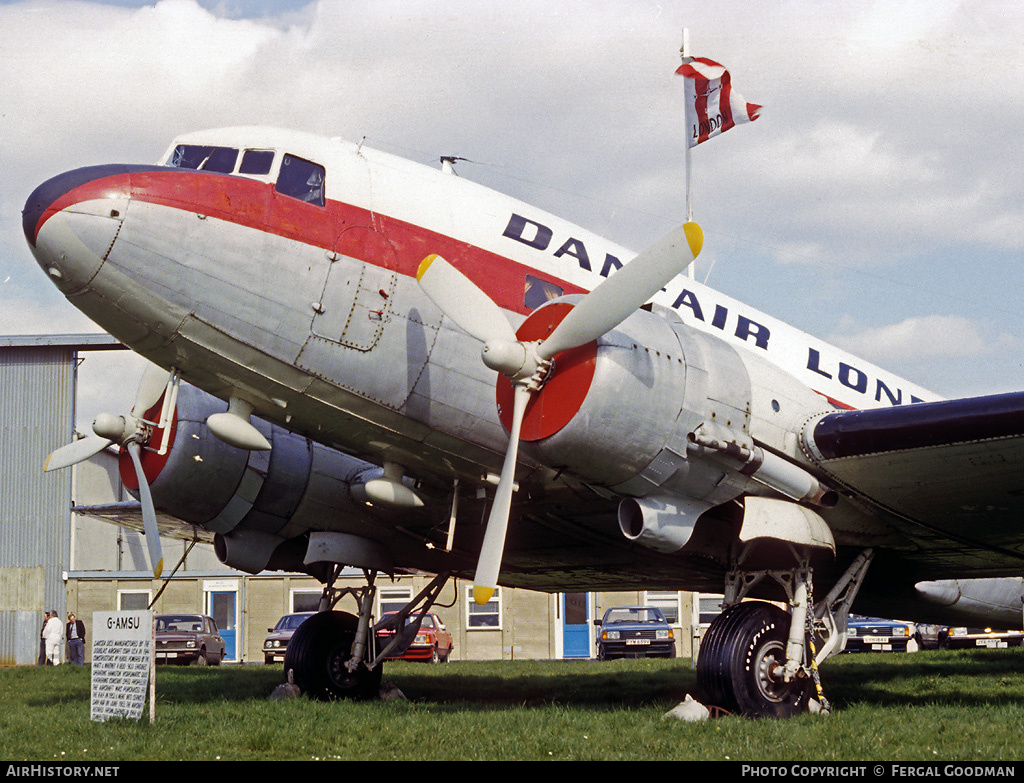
[2,649,1022,761]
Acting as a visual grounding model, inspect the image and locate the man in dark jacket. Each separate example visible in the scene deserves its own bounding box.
[66,613,86,665]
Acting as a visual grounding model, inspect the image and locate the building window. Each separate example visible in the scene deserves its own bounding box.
[645,591,681,624]
[118,590,150,611]
[379,587,413,617]
[466,587,501,629]
[698,593,725,627]
[290,591,320,613]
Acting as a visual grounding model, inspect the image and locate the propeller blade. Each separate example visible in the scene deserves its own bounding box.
[125,441,164,579]
[417,254,517,345]
[43,433,111,472]
[132,363,171,418]
[472,383,531,605]
[538,222,703,360]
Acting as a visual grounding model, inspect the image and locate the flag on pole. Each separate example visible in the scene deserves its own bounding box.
[676,57,761,147]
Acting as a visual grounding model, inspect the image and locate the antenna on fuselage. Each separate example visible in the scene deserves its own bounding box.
[440,156,469,176]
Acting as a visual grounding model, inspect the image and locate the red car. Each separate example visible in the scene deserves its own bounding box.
[377,611,454,663]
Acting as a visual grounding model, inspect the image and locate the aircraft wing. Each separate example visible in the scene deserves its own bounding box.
[73,502,214,544]
[802,391,1024,578]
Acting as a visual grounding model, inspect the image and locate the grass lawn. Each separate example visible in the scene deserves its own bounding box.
[1,648,1022,761]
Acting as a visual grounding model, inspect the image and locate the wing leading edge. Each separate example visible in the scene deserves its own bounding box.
[803,391,1024,577]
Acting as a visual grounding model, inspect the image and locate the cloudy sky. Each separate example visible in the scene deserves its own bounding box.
[1,0,1022,423]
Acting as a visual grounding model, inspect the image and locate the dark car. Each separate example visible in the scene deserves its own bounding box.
[263,612,316,664]
[845,615,914,652]
[155,614,225,665]
[939,626,1024,649]
[376,611,454,663]
[595,606,675,660]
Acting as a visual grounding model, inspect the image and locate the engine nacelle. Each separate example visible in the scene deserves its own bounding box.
[525,303,832,550]
[126,383,404,574]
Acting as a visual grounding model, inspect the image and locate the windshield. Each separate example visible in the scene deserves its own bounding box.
[276,614,312,630]
[156,615,204,632]
[604,607,665,625]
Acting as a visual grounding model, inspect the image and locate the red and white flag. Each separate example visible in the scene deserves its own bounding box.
[676,57,761,147]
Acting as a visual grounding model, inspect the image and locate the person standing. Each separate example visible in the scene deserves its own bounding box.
[38,611,50,665]
[43,610,63,666]
[66,613,86,665]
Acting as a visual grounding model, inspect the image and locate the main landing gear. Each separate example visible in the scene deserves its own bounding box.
[284,567,451,701]
[695,544,874,718]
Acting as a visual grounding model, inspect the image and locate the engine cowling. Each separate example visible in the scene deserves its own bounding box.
[121,383,408,574]
[520,303,832,552]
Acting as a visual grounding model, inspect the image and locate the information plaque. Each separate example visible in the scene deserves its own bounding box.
[90,610,154,722]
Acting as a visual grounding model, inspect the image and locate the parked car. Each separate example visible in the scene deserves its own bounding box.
[155,614,225,665]
[938,626,1024,649]
[376,611,453,662]
[263,612,316,664]
[595,606,675,660]
[844,615,914,652]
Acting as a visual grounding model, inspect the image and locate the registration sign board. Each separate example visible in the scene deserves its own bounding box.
[90,610,154,722]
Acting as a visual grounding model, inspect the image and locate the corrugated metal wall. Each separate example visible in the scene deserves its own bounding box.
[0,345,74,665]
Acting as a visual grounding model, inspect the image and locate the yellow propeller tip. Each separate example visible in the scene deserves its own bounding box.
[154,560,164,580]
[683,221,704,259]
[473,586,494,605]
[417,254,440,282]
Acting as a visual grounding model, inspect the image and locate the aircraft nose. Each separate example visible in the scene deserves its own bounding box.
[23,165,134,293]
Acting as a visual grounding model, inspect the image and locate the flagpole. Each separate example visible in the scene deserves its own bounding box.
[681,28,695,281]
[681,27,692,223]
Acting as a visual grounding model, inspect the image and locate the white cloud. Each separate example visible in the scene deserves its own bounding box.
[1,0,1022,398]
[829,315,992,363]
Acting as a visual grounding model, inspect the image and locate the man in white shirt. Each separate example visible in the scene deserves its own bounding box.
[43,610,63,666]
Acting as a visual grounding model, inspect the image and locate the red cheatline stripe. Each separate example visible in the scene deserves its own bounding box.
[45,169,586,317]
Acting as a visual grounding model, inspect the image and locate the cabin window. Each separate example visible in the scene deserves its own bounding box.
[239,149,275,175]
[276,153,325,206]
[524,275,563,310]
[168,144,238,173]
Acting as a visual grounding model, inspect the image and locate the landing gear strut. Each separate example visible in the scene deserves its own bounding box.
[284,566,452,701]
[695,542,874,718]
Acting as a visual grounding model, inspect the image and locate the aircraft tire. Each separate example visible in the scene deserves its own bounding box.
[696,601,811,718]
[284,610,382,701]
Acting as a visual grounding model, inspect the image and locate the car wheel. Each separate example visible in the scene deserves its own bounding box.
[430,646,440,664]
[193,648,207,666]
[265,655,274,665]
[696,602,812,719]
[284,611,382,701]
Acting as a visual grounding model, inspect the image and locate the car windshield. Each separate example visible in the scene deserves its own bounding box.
[384,613,435,628]
[156,615,204,632]
[604,608,665,624]
[276,614,312,630]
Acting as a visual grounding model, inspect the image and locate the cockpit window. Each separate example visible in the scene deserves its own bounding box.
[169,144,238,173]
[276,153,325,206]
[240,149,274,175]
